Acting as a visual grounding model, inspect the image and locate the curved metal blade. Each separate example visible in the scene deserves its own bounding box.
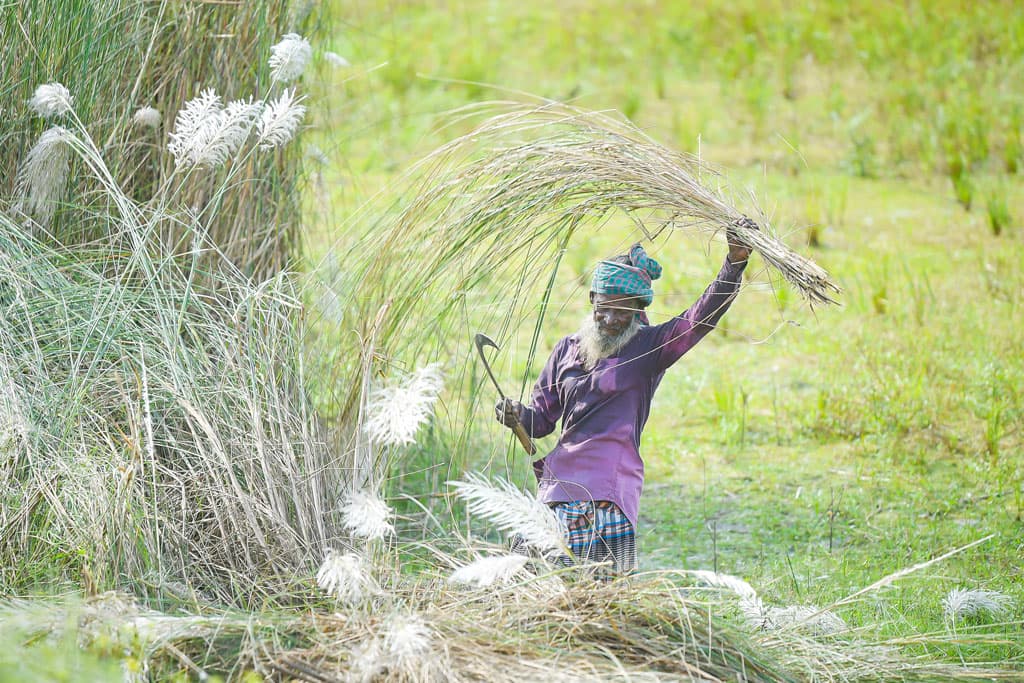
[473,332,506,399]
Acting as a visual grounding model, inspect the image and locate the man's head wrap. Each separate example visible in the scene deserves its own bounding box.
[590,243,662,307]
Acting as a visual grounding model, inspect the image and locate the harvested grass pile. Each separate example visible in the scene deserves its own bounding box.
[5,571,1019,682]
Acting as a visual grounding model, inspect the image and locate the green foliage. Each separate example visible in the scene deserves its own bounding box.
[953,173,975,212]
[325,0,1024,185]
[0,615,121,682]
[713,383,750,450]
[620,88,642,122]
[845,115,878,179]
[987,187,1012,236]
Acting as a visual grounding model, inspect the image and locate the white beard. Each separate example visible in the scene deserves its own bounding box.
[576,315,641,370]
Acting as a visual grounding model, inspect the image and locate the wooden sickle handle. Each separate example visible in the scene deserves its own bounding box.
[511,419,536,456]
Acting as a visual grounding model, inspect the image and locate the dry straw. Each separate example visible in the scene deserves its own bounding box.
[405,102,840,306]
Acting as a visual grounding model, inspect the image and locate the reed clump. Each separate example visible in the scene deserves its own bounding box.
[1,0,314,276]
[1,24,332,606]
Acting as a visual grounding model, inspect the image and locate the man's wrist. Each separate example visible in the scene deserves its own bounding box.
[727,249,750,266]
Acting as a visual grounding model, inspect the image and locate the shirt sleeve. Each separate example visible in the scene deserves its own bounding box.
[518,338,566,439]
[648,256,747,373]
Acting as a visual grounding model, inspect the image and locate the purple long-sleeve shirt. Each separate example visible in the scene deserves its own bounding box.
[519,257,747,527]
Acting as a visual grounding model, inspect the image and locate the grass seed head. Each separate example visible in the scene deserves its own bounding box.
[133,106,162,129]
[448,473,567,554]
[350,613,444,682]
[689,570,759,600]
[363,363,444,446]
[762,604,848,635]
[15,126,71,226]
[449,554,530,588]
[943,587,1013,622]
[315,550,374,604]
[269,33,312,83]
[29,82,73,118]
[257,88,306,150]
[383,613,433,664]
[168,89,262,168]
[325,51,350,68]
[340,489,395,540]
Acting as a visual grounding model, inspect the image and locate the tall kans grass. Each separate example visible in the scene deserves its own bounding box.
[1,0,313,276]
[0,135,338,607]
[0,0,331,606]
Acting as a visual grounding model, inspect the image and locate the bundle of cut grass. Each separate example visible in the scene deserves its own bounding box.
[405,102,840,305]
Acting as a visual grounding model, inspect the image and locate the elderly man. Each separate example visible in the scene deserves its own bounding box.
[496,221,756,574]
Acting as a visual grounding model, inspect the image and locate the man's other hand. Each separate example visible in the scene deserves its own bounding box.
[727,216,758,264]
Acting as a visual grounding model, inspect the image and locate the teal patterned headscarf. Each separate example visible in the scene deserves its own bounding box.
[590,243,663,307]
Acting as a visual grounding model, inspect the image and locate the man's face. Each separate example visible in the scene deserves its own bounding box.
[590,292,643,337]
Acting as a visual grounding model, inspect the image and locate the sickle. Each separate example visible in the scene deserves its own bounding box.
[474,333,536,456]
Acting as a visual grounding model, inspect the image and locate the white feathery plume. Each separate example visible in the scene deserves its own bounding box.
[735,596,847,635]
[738,595,769,627]
[196,96,262,166]
[364,363,444,446]
[167,88,222,166]
[306,144,329,166]
[350,614,438,682]
[447,473,566,553]
[168,89,262,168]
[315,550,374,604]
[943,587,1013,621]
[168,88,221,158]
[133,106,162,129]
[449,554,530,588]
[340,489,394,540]
[688,570,848,635]
[15,126,71,227]
[761,605,848,635]
[325,51,350,67]
[688,570,759,600]
[269,33,312,83]
[349,638,385,682]
[29,82,73,118]
[383,614,433,664]
[256,88,306,150]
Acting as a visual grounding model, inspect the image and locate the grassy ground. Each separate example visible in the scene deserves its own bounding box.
[310,0,1024,669]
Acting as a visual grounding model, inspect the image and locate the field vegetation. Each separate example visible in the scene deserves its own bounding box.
[1,0,1022,680]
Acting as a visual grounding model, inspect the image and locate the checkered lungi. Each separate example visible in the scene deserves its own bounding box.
[512,500,637,576]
